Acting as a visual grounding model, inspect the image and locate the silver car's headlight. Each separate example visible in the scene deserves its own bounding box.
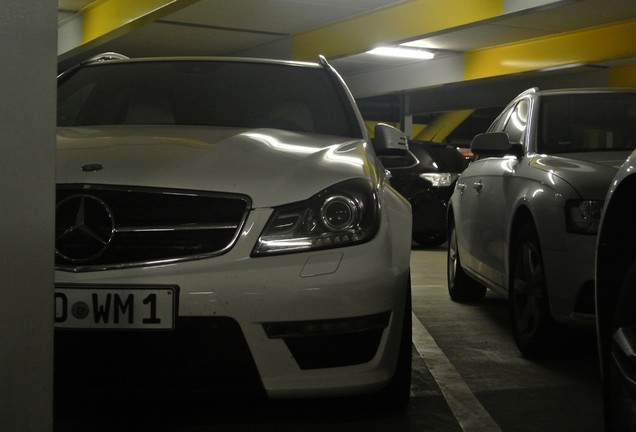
[418,173,458,187]
[252,178,380,256]
[565,200,604,234]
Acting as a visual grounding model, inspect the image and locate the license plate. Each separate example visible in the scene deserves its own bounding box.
[55,285,176,330]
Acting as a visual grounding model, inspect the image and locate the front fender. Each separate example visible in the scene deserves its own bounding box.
[504,166,580,286]
[381,182,413,270]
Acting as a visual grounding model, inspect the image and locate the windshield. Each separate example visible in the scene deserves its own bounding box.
[57,60,362,138]
[538,93,636,154]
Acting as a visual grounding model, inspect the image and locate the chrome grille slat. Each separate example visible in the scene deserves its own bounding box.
[55,185,251,272]
[116,223,240,233]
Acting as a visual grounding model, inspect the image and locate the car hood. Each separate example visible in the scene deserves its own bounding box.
[530,151,632,198]
[57,125,374,207]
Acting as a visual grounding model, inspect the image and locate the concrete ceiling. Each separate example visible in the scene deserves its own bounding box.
[57,0,636,139]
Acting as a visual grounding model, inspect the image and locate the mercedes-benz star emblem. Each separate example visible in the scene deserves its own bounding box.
[55,194,116,263]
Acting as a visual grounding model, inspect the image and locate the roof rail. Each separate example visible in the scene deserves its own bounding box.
[83,52,129,65]
[318,55,330,68]
[517,87,539,98]
[57,52,129,80]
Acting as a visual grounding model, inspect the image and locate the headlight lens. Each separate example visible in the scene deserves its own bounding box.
[418,173,458,187]
[565,200,604,234]
[252,178,379,256]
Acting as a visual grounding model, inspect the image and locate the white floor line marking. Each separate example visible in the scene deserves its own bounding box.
[412,312,502,432]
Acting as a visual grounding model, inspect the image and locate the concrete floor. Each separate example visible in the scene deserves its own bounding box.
[55,245,603,431]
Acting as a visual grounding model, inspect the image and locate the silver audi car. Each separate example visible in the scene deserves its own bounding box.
[447,87,636,357]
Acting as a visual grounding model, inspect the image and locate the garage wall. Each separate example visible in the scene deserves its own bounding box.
[0,2,56,431]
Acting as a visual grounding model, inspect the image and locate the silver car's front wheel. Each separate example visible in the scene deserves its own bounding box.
[509,223,557,358]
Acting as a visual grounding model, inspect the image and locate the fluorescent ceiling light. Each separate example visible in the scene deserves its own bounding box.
[366,46,435,60]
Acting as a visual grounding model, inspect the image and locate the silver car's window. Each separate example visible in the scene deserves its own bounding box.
[538,93,636,154]
[58,61,362,138]
[488,105,514,132]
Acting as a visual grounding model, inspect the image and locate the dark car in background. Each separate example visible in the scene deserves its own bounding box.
[379,139,467,247]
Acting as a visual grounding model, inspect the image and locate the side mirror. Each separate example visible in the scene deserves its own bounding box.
[373,123,409,152]
[373,124,417,169]
[471,132,523,158]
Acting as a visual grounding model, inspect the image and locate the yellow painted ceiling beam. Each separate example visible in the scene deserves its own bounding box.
[609,64,636,87]
[81,0,200,46]
[465,18,636,80]
[292,0,503,60]
[415,110,474,143]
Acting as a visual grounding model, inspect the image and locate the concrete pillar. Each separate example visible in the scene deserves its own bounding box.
[0,1,56,431]
[400,94,413,138]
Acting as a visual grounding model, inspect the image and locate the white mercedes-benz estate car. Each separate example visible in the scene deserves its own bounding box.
[447,87,636,358]
[54,53,413,410]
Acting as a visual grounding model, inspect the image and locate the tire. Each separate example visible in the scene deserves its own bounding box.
[447,219,486,302]
[413,232,446,248]
[368,277,412,414]
[508,222,558,358]
[604,259,636,430]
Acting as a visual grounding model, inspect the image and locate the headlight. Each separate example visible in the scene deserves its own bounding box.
[418,173,458,187]
[565,200,604,234]
[252,178,379,255]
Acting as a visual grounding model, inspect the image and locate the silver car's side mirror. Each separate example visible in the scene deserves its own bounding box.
[471,132,523,158]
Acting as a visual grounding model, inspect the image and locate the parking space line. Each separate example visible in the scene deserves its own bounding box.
[411,312,502,432]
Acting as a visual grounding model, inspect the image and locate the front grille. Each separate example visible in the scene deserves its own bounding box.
[55,185,251,271]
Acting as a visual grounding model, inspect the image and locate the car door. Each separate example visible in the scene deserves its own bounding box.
[459,99,528,289]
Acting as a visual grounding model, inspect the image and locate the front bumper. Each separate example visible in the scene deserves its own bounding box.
[542,232,597,326]
[54,208,411,398]
[55,316,267,397]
